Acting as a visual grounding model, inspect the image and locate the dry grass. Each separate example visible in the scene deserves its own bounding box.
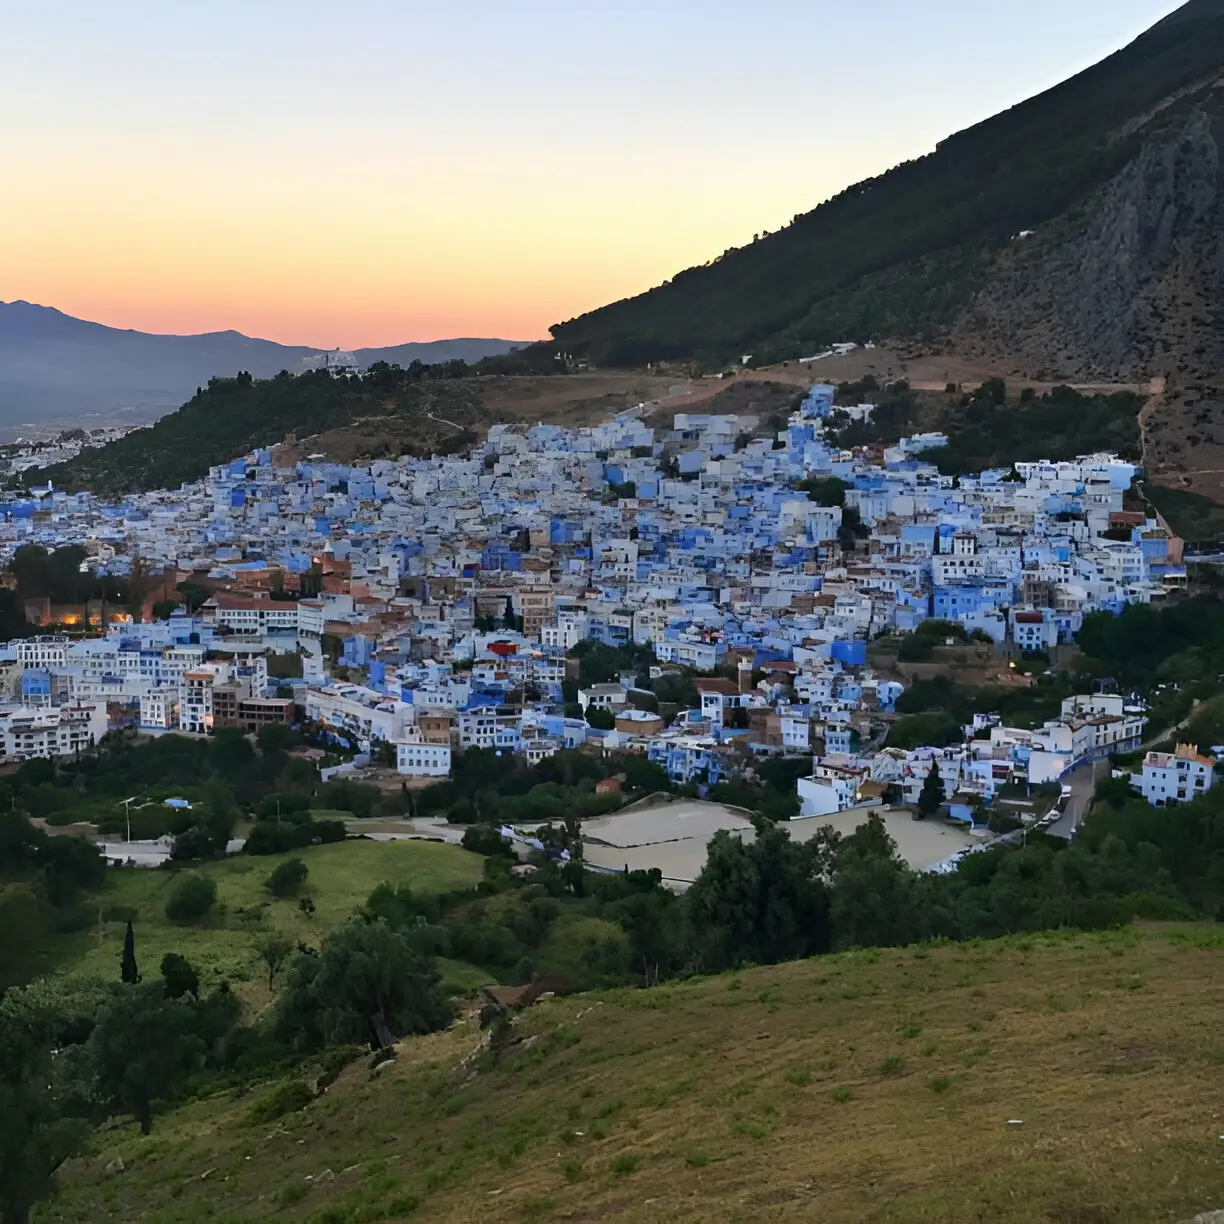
[475,372,678,427]
[46,925,1224,1223]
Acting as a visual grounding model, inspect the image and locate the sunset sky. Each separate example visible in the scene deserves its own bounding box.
[2,0,1184,348]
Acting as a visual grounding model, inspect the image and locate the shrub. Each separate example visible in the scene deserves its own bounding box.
[831,1085,854,1103]
[245,1079,315,1125]
[879,1054,906,1077]
[460,824,513,858]
[164,874,217,924]
[246,819,347,856]
[610,1154,639,1177]
[277,1182,308,1206]
[930,1076,952,1094]
[783,1066,813,1087]
[160,952,200,999]
[266,857,309,897]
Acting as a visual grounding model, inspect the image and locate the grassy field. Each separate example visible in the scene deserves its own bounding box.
[43,924,1224,1223]
[48,840,485,1003]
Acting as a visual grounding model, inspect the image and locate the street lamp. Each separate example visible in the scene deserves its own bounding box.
[119,795,138,843]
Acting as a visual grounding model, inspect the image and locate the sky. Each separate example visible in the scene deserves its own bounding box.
[0,0,1187,348]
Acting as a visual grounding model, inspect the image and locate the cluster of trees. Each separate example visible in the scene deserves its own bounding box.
[0,543,155,639]
[416,746,668,827]
[0,810,105,991]
[921,385,1143,475]
[446,764,1224,985]
[0,911,455,1222]
[0,721,431,986]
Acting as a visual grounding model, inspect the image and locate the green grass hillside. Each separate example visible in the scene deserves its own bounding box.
[45,841,485,1002]
[43,925,1224,1224]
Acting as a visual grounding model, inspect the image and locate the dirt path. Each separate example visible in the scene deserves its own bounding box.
[1138,375,1168,476]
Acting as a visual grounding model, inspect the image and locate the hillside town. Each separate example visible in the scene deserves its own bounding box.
[0,384,1206,874]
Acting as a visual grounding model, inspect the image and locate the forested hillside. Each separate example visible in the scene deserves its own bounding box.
[546,0,1224,369]
[26,364,485,495]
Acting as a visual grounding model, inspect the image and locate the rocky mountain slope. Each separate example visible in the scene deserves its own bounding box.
[545,1,1224,396]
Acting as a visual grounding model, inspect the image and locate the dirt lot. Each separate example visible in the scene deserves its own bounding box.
[583,800,976,884]
[476,372,680,427]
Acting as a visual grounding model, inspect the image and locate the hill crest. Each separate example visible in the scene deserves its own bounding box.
[0,300,530,427]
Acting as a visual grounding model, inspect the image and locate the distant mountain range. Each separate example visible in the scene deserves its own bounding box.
[0,300,530,426]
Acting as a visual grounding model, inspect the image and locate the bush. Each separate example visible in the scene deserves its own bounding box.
[164,874,217,924]
[897,634,936,663]
[460,824,513,858]
[245,1079,315,1125]
[160,952,200,999]
[246,819,347,856]
[266,857,309,897]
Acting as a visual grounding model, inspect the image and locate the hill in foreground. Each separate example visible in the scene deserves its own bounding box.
[47,925,1224,1224]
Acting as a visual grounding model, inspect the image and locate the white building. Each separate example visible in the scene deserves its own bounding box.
[202,595,298,636]
[1132,743,1215,806]
[796,757,872,818]
[17,637,70,670]
[297,599,326,637]
[458,709,499,750]
[140,689,177,730]
[577,683,629,715]
[305,683,409,747]
[0,702,107,760]
[394,733,452,778]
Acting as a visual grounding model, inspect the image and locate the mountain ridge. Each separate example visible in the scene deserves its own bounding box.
[0,300,531,426]
[544,0,1224,375]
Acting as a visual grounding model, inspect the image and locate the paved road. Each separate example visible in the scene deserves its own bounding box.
[1044,757,1107,841]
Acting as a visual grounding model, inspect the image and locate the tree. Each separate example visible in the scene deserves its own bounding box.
[266,857,309,898]
[164,874,217,924]
[622,755,671,794]
[255,933,295,990]
[0,993,87,1224]
[917,761,944,819]
[829,815,928,950]
[797,475,847,506]
[120,920,140,984]
[684,818,837,972]
[84,983,208,1135]
[257,721,296,755]
[461,824,514,857]
[585,706,616,731]
[274,918,452,1052]
[159,953,199,1001]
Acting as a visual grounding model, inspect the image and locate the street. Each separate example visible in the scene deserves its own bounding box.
[1044,757,1107,840]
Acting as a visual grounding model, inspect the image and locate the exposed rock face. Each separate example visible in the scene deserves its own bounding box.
[953,108,1224,383]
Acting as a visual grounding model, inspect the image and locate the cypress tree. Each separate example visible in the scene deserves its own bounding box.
[917,760,943,820]
[120,919,141,984]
